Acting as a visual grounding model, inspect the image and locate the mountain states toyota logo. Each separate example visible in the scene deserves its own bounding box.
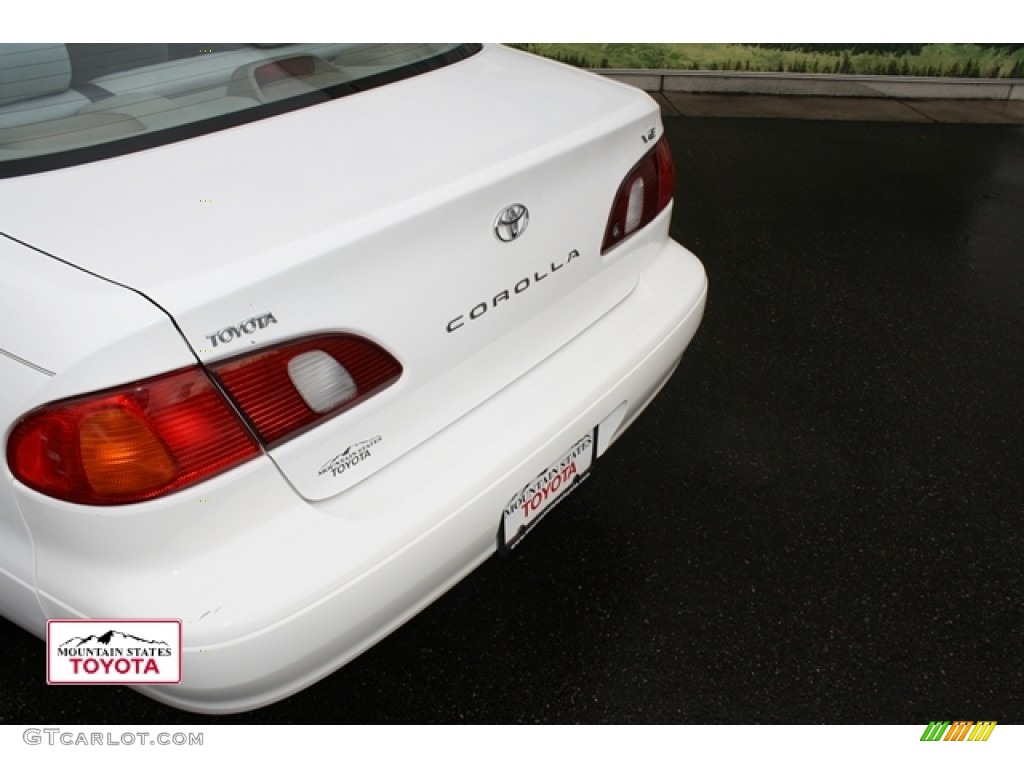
[47,619,182,685]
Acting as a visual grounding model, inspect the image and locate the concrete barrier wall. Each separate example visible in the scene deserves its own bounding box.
[602,70,1024,101]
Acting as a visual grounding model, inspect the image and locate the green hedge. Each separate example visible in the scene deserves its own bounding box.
[510,43,1024,79]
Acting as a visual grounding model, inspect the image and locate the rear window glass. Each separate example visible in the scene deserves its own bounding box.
[0,43,478,176]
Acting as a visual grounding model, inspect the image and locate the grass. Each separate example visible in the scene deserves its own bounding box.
[510,44,1024,78]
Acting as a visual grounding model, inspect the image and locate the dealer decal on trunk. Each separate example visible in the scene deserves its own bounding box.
[318,436,382,478]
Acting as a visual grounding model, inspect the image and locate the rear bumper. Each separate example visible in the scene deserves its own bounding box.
[22,237,706,714]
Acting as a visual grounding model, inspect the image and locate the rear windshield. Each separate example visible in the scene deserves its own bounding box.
[0,43,478,176]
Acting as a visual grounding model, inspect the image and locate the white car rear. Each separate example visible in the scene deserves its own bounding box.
[0,43,706,713]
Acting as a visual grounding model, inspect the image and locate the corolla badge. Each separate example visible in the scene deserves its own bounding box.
[494,203,529,242]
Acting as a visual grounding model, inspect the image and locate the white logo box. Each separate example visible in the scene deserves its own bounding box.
[47,619,182,685]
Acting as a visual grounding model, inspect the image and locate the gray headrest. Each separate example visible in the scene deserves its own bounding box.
[0,44,72,106]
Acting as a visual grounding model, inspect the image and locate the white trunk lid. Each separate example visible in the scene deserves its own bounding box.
[0,46,667,500]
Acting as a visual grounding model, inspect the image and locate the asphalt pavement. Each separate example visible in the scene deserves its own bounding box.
[654,92,1024,124]
[2,108,1022,725]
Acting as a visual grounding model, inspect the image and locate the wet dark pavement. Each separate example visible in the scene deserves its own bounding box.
[653,92,1024,124]
[2,115,1023,725]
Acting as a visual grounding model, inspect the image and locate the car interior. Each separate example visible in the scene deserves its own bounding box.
[0,44,457,159]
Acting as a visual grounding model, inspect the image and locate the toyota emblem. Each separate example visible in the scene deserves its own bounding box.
[494,203,529,243]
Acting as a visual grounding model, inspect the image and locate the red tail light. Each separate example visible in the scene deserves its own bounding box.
[601,135,675,254]
[7,368,260,505]
[211,334,402,447]
[8,333,403,505]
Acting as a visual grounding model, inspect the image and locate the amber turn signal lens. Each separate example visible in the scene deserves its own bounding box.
[78,405,177,495]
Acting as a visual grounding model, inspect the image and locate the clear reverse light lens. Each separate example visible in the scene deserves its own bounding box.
[624,178,645,236]
[287,350,358,413]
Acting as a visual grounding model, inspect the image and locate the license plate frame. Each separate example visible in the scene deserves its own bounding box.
[499,430,596,552]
